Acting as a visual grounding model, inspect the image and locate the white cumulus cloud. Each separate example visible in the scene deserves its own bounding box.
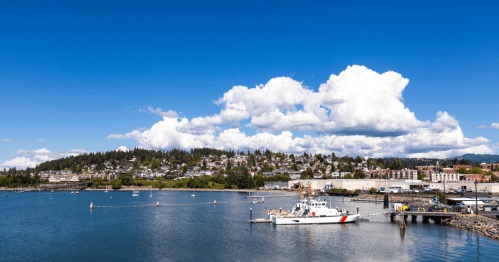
[1,157,38,169]
[1,148,88,169]
[108,65,494,158]
[116,146,129,152]
[146,106,179,118]
[490,123,499,130]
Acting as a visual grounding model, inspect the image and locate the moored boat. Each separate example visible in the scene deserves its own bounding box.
[269,199,360,225]
[269,182,360,225]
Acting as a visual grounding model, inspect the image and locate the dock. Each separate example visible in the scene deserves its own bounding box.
[391,211,460,224]
[250,219,272,223]
[245,195,292,198]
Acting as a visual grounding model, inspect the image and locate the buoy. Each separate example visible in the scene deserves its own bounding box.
[262,197,264,203]
[90,202,93,211]
[157,202,159,208]
[214,200,217,205]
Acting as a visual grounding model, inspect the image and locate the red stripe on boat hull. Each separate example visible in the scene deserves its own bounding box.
[340,216,348,223]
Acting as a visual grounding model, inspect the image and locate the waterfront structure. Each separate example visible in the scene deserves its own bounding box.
[389,169,418,180]
[427,172,462,183]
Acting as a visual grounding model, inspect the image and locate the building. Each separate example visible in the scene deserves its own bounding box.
[480,163,499,171]
[263,181,288,189]
[452,165,471,172]
[465,174,491,183]
[427,172,462,183]
[389,169,418,180]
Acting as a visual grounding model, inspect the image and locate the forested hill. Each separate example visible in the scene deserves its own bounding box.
[34,148,237,172]
[447,154,499,163]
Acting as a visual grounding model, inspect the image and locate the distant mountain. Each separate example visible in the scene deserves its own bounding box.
[447,154,499,163]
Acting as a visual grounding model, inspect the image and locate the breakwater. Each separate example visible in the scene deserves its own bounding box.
[444,215,499,240]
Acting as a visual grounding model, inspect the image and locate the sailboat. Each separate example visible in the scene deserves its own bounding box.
[191,187,195,197]
[5,188,7,197]
[105,185,109,193]
[150,187,152,198]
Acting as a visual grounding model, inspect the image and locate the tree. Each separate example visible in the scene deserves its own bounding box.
[300,168,313,179]
[354,171,366,179]
[377,162,384,169]
[471,167,483,174]
[111,179,123,189]
[490,172,498,182]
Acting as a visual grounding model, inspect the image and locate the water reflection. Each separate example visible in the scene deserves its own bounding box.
[1,192,499,262]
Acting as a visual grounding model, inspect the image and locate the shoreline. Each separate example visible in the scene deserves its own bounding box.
[86,187,297,194]
[444,215,499,240]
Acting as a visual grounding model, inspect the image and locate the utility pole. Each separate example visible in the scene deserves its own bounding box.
[443,178,446,207]
[475,179,478,216]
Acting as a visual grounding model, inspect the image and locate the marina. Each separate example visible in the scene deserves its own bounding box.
[3,190,499,261]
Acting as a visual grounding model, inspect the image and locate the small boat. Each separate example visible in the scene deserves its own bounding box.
[51,189,54,193]
[150,188,152,198]
[132,190,139,197]
[105,185,109,193]
[251,199,259,204]
[71,191,74,194]
[74,191,79,194]
[191,187,195,197]
[4,189,7,197]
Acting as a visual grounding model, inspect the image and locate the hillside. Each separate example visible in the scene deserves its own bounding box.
[447,154,499,163]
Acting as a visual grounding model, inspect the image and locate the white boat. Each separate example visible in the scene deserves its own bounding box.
[191,187,195,197]
[105,185,108,193]
[150,188,152,198]
[251,199,259,204]
[132,190,139,197]
[269,182,359,225]
[74,191,79,194]
[269,199,360,225]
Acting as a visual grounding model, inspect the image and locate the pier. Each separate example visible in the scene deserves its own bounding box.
[390,211,460,224]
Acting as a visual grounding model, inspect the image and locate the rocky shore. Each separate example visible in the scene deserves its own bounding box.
[444,215,499,240]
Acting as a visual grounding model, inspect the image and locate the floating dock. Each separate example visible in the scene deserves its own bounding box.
[250,219,272,223]
[245,195,292,198]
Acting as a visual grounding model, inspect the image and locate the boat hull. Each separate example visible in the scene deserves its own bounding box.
[272,214,360,225]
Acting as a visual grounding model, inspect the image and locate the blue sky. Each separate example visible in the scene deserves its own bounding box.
[1,1,499,168]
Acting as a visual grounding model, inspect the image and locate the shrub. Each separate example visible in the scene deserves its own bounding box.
[369,187,377,194]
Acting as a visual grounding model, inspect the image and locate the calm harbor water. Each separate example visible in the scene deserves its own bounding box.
[1,191,498,262]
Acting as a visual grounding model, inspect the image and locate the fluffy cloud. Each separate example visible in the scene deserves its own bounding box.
[108,65,494,158]
[490,123,499,130]
[1,148,88,169]
[116,146,129,152]
[1,157,38,169]
[146,106,179,118]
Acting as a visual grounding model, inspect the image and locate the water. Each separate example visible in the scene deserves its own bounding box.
[1,191,498,262]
